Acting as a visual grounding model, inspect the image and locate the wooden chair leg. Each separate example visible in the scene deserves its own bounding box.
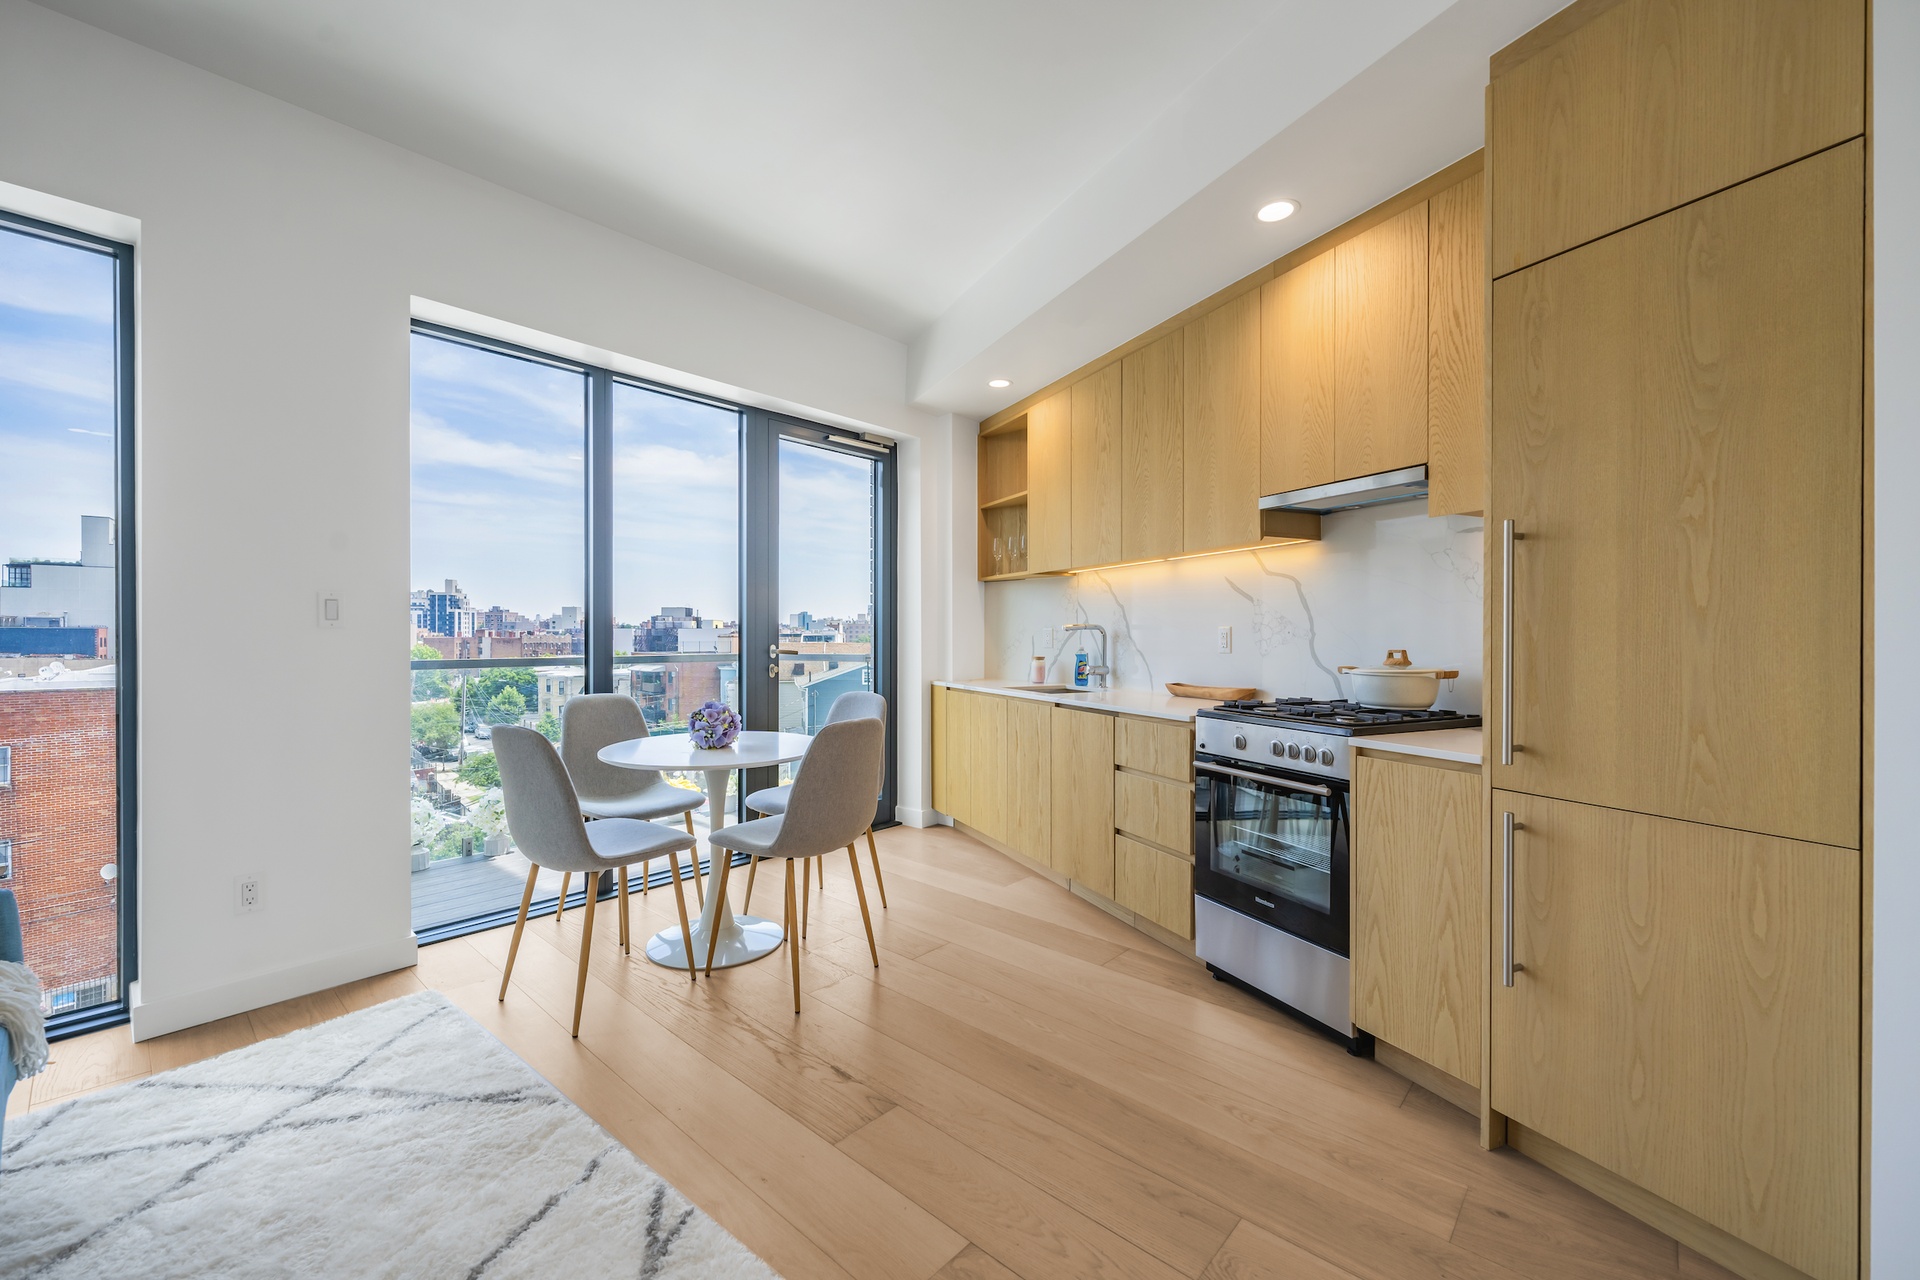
[618,866,630,954]
[556,871,571,923]
[818,856,826,888]
[666,849,697,983]
[571,873,599,1037]
[704,854,736,975]
[743,856,758,912]
[786,860,801,1015]
[864,826,887,908]
[499,863,540,1001]
[846,844,879,967]
[801,856,811,939]
[689,848,706,907]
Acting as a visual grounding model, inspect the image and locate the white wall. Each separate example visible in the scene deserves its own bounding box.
[1872,2,1919,1268]
[0,0,950,1037]
[979,505,1484,711]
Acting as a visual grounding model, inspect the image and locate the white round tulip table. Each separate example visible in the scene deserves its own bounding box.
[597,730,813,971]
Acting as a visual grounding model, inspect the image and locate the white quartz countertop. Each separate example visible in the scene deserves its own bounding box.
[934,679,1211,723]
[1352,727,1484,766]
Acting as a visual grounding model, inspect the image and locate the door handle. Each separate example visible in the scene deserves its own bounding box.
[1500,519,1523,766]
[1194,760,1332,796]
[1502,810,1526,987]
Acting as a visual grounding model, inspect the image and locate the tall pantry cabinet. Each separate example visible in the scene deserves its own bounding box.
[1484,3,1866,1279]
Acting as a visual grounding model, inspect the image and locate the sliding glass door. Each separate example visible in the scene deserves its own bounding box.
[409,325,894,941]
[0,210,135,1036]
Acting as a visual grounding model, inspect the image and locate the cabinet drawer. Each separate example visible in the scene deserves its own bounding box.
[1114,770,1191,854]
[1114,717,1192,783]
[1115,836,1193,939]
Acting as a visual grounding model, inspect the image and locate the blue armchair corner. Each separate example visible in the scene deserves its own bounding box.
[1,888,23,1159]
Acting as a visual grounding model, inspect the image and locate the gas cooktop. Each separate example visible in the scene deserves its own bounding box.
[1202,697,1481,735]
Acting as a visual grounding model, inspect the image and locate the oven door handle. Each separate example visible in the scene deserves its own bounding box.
[1194,760,1333,796]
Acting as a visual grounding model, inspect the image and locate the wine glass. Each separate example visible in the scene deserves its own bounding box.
[992,536,1005,576]
[1016,532,1028,572]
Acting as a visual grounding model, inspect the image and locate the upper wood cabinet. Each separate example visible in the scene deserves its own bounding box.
[1489,0,1865,275]
[1071,363,1123,568]
[1489,143,1863,848]
[1182,291,1263,553]
[1025,388,1072,574]
[1491,790,1859,1280]
[1425,173,1484,517]
[1333,203,1427,480]
[1120,331,1184,563]
[1259,251,1336,496]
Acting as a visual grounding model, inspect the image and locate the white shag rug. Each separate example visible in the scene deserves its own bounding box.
[0,991,779,1280]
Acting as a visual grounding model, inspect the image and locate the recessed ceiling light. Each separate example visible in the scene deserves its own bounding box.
[1257,200,1298,223]
[988,379,1011,389]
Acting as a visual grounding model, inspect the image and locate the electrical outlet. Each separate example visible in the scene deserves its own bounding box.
[1217,626,1233,655]
[234,876,263,914]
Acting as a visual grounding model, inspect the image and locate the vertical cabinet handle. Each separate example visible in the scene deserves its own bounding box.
[1502,810,1526,987]
[1500,519,1522,766]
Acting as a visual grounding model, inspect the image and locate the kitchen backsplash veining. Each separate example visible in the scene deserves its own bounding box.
[984,504,1484,712]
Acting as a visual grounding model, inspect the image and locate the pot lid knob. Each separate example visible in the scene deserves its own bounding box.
[1383,649,1412,667]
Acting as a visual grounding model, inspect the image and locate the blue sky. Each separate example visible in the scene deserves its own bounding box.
[411,332,876,626]
[0,226,117,566]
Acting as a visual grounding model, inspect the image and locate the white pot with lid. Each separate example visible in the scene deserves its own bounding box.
[1336,650,1460,710]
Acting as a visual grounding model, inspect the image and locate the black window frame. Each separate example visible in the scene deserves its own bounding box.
[407,322,898,942]
[0,207,138,1041]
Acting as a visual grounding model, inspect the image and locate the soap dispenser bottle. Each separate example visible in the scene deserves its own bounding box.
[1073,649,1091,688]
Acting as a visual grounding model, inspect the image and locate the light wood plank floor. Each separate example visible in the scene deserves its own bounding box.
[28,825,1738,1280]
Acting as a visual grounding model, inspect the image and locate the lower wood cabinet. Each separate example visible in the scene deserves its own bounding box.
[1491,790,1859,1280]
[1004,697,1052,867]
[1115,836,1192,939]
[968,691,1008,843]
[1049,705,1115,894]
[1113,770,1190,855]
[1351,752,1482,1089]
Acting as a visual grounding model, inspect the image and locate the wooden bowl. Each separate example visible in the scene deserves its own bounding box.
[1165,683,1257,701]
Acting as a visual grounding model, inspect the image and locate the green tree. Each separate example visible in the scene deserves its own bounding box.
[534,710,561,742]
[411,699,460,754]
[470,667,538,707]
[483,686,527,725]
[410,643,452,701]
[458,752,500,787]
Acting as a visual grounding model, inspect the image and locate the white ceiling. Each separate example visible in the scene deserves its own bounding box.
[38,0,1568,418]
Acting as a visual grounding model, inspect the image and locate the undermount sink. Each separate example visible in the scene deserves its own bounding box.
[1004,683,1075,693]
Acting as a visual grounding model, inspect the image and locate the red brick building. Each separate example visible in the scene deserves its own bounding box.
[0,677,119,1014]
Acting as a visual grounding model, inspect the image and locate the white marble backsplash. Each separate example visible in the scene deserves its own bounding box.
[984,503,1486,713]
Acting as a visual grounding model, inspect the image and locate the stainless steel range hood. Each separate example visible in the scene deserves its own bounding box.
[1259,464,1428,514]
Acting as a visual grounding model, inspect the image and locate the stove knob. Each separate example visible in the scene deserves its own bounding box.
[1319,748,1336,766]
[1286,743,1302,760]
[1270,741,1285,758]
[1233,734,1248,751]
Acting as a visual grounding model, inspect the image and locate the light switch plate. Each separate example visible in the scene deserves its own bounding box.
[317,591,343,628]
[1038,627,1053,651]
[1217,626,1233,654]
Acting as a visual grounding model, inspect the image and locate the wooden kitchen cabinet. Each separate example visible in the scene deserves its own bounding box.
[1070,363,1123,569]
[1490,789,1859,1280]
[1332,202,1427,481]
[968,691,1008,843]
[1425,171,1484,517]
[1350,753,1481,1090]
[1115,836,1191,940]
[1004,697,1052,867]
[1489,0,1865,276]
[1049,705,1115,894]
[1121,331,1184,563]
[1182,291,1263,553]
[933,686,972,823]
[1114,716,1192,784]
[1489,143,1863,848]
[1260,251,1336,496]
[1113,771,1190,856]
[1026,388,1072,574]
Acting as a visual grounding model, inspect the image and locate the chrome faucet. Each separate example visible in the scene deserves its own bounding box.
[1063,622,1110,689]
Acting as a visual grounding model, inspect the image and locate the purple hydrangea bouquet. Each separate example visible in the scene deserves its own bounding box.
[688,700,742,749]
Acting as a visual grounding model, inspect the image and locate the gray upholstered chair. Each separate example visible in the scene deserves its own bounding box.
[743,690,887,920]
[558,693,708,918]
[493,726,702,1036]
[706,717,885,1014]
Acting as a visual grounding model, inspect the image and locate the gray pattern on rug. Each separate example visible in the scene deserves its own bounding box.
[0,992,780,1279]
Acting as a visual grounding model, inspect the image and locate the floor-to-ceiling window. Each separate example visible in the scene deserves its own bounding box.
[409,324,894,941]
[0,210,135,1036]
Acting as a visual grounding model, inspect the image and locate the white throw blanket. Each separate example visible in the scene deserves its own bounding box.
[0,960,48,1078]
